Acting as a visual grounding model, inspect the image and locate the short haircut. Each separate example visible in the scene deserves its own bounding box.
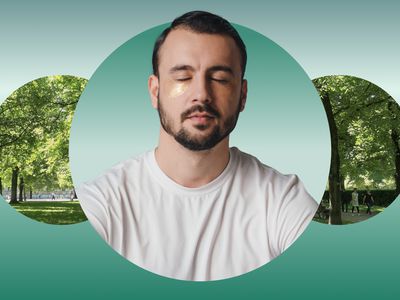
[152,11,247,78]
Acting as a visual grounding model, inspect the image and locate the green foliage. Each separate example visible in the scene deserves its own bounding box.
[313,75,400,190]
[0,75,87,192]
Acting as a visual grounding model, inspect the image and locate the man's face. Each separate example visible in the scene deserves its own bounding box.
[149,28,247,151]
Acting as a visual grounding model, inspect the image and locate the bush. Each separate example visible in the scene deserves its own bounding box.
[322,189,398,207]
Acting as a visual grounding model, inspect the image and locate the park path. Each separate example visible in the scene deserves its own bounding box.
[3,198,73,203]
[26,198,72,202]
[341,211,378,223]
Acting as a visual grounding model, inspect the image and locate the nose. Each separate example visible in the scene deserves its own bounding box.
[190,75,211,104]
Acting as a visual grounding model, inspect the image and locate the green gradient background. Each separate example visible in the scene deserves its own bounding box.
[69,25,329,201]
[1,1,400,299]
[1,193,399,299]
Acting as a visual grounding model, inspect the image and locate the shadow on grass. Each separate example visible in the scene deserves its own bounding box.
[10,201,87,225]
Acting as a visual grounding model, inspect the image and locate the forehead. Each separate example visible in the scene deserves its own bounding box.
[158,28,242,74]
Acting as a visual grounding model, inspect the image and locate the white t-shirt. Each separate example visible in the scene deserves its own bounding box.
[78,147,317,281]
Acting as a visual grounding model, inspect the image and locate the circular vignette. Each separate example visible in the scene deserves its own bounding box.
[312,74,400,226]
[70,24,330,280]
[0,75,88,225]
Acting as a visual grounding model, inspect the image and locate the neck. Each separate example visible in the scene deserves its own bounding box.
[155,129,230,188]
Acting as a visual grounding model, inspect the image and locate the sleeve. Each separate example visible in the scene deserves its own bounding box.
[273,175,318,254]
[77,182,111,243]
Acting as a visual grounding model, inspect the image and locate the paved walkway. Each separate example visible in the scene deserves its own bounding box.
[341,211,378,223]
[4,198,75,203]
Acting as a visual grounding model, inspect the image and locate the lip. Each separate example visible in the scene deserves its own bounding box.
[186,113,215,126]
[187,113,214,119]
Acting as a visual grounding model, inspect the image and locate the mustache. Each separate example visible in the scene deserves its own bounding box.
[181,104,221,121]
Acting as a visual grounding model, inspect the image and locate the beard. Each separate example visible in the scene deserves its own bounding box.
[157,96,242,151]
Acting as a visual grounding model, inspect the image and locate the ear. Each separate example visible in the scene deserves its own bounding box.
[148,74,159,109]
[239,79,247,112]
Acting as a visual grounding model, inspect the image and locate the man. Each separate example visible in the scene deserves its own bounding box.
[78,11,317,281]
[342,192,350,213]
[363,189,374,215]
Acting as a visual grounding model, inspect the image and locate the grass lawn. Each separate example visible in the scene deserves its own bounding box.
[10,201,87,225]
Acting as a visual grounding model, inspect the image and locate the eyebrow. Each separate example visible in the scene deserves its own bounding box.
[169,65,195,74]
[168,64,235,75]
[207,65,234,75]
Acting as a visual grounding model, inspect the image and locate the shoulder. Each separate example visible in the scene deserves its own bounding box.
[231,148,317,253]
[76,151,150,241]
[231,146,317,219]
[77,152,149,205]
[231,147,307,193]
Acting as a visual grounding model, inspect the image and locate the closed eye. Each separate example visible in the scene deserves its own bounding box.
[211,78,229,84]
[176,77,191,82]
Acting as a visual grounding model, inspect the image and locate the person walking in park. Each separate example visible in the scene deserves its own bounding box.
[342,192,350,213]
[363,190,374,215]
[351,188,360,215]
[51,192,56,201]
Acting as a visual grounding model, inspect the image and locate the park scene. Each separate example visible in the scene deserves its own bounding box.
[0,75,87,225]
[313,75,400,225]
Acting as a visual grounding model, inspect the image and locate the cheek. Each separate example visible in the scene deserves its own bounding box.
[216,89,241,112]
[168,82,189,98]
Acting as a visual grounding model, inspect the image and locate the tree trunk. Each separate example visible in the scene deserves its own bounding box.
[340,176,345,192]
[320,91,342,225]
[391,129,400,195]
[0,177,3,196]
[29,187,33,199]
[10,166,19,203]
[19,176,24,202]
[387,100,400,195]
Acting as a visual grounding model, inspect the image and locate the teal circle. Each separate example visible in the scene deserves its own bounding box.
[70,24,329,200]
[69,24,330,280]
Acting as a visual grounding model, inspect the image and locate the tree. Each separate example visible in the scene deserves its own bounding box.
[0,76,87,201]
[0,177,3,196]
[313,76,400,223]
[10,167,19,203]
[19,176,24,202]
[387,99,400,194]
[314,80,342,224]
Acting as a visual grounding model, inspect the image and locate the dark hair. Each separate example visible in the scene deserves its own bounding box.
[152,11,247,78]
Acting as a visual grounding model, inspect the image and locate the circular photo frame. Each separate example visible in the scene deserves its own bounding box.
[70,19,329,281]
